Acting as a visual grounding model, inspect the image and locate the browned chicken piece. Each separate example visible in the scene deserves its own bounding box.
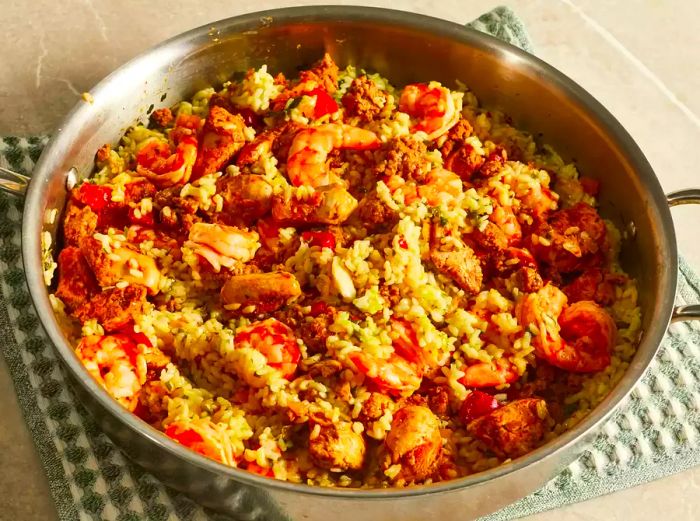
[341,76,387,122]
[62,201,97,247]
[55,246,99,310]
[563,268,627,306]
[510,266,544,293]
[274,302,337,355]
[308,420,366,472]
[299,53,340,94]
[443,144,484,182]
[80,236,161,295]
[467,398,549,459]
[358,392,394,424]
[527,202,609,273]
[216,174,273,224]
[430,247,483,295]
[236,122,302,167]
[271,184,358,226]
[192,106,247,179]
[355,189,399,233]
[220,271,302,313]
[466,221,508,258]
[73,285,147,332]
[150,107,174,128]
[384,405,442,483]
[373,136,428,181]
[422,384,450,416]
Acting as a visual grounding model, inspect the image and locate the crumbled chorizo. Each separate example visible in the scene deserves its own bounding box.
[528,202,609,273]
[374,136,428,181]
[62,202,97,247]
[73,285,147,332]
[511,266,544,293]
[274,303,337,355]
[467,398,549,458]
[150,108,174,128]
[443,144,484,182]
[474,147,507,182]
[384,405,442,483]
[308,420,366,471]
[342,76,387,122]
[123,180,157,205]
[192,106,247,179]
[300,53,340,94]
[355,190,399,233]
[430,247,483,295]
[95,144,112,164]
[55,246,99,310]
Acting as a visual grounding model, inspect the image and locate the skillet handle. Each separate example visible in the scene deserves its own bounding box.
[667,188,700,322]
[0,166,30,198]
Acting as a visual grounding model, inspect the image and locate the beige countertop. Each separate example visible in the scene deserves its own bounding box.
[1,0,699,519]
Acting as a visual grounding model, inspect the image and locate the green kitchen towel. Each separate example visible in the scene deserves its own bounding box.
[1,7,699,521]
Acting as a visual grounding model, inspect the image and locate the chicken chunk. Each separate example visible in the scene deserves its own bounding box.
[73,285,147,332]
[528,202,609,273]
[192,106,247,179]
[220,271,302,313]
[62,201,97,247]
[80,236,161,295]
[271,184,358,226]
[430,247,483,295]
[341,76,387,122]
[216,174,273,224]
[55,246,99,310]
[467,398,549,458]
[384,405,442,483]
[308,420,366,472]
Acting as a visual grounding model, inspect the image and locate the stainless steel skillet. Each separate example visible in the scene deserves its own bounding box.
[2,6,700,520]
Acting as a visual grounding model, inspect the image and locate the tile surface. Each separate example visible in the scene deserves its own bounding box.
[0,0,699,520]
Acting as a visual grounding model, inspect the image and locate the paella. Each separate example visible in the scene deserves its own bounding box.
[47,54,641,487]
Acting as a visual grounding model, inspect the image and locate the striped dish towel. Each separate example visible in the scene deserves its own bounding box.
[1,7,699,520]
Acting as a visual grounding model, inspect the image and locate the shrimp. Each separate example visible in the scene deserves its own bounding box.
[489,202,522,245]
[75,334,148,411]
[235,318,301,379]
[191,106,247,180]
[220,271,302,313]
[185,222,260,272]
[417,168,464,207]
[384,405,442,482]
[286,123,380,188]
[165,419,241,465]
[399,82,460,140]
[136,130,199,188]
[349,351,422,397]
[515,284,617,373]
[460,358,519,388]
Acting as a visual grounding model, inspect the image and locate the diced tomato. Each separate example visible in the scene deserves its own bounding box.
[116,324,152,348]
[165,424,205,447]
[459,390,499,424]
[580,177,600,197]
[77,183,112,211]
[246,462,275,477]
[128,207,155,227]
[398,238,408,249]
[301,230,336,250]
[309,300,330,317]
[306,87,338,118]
